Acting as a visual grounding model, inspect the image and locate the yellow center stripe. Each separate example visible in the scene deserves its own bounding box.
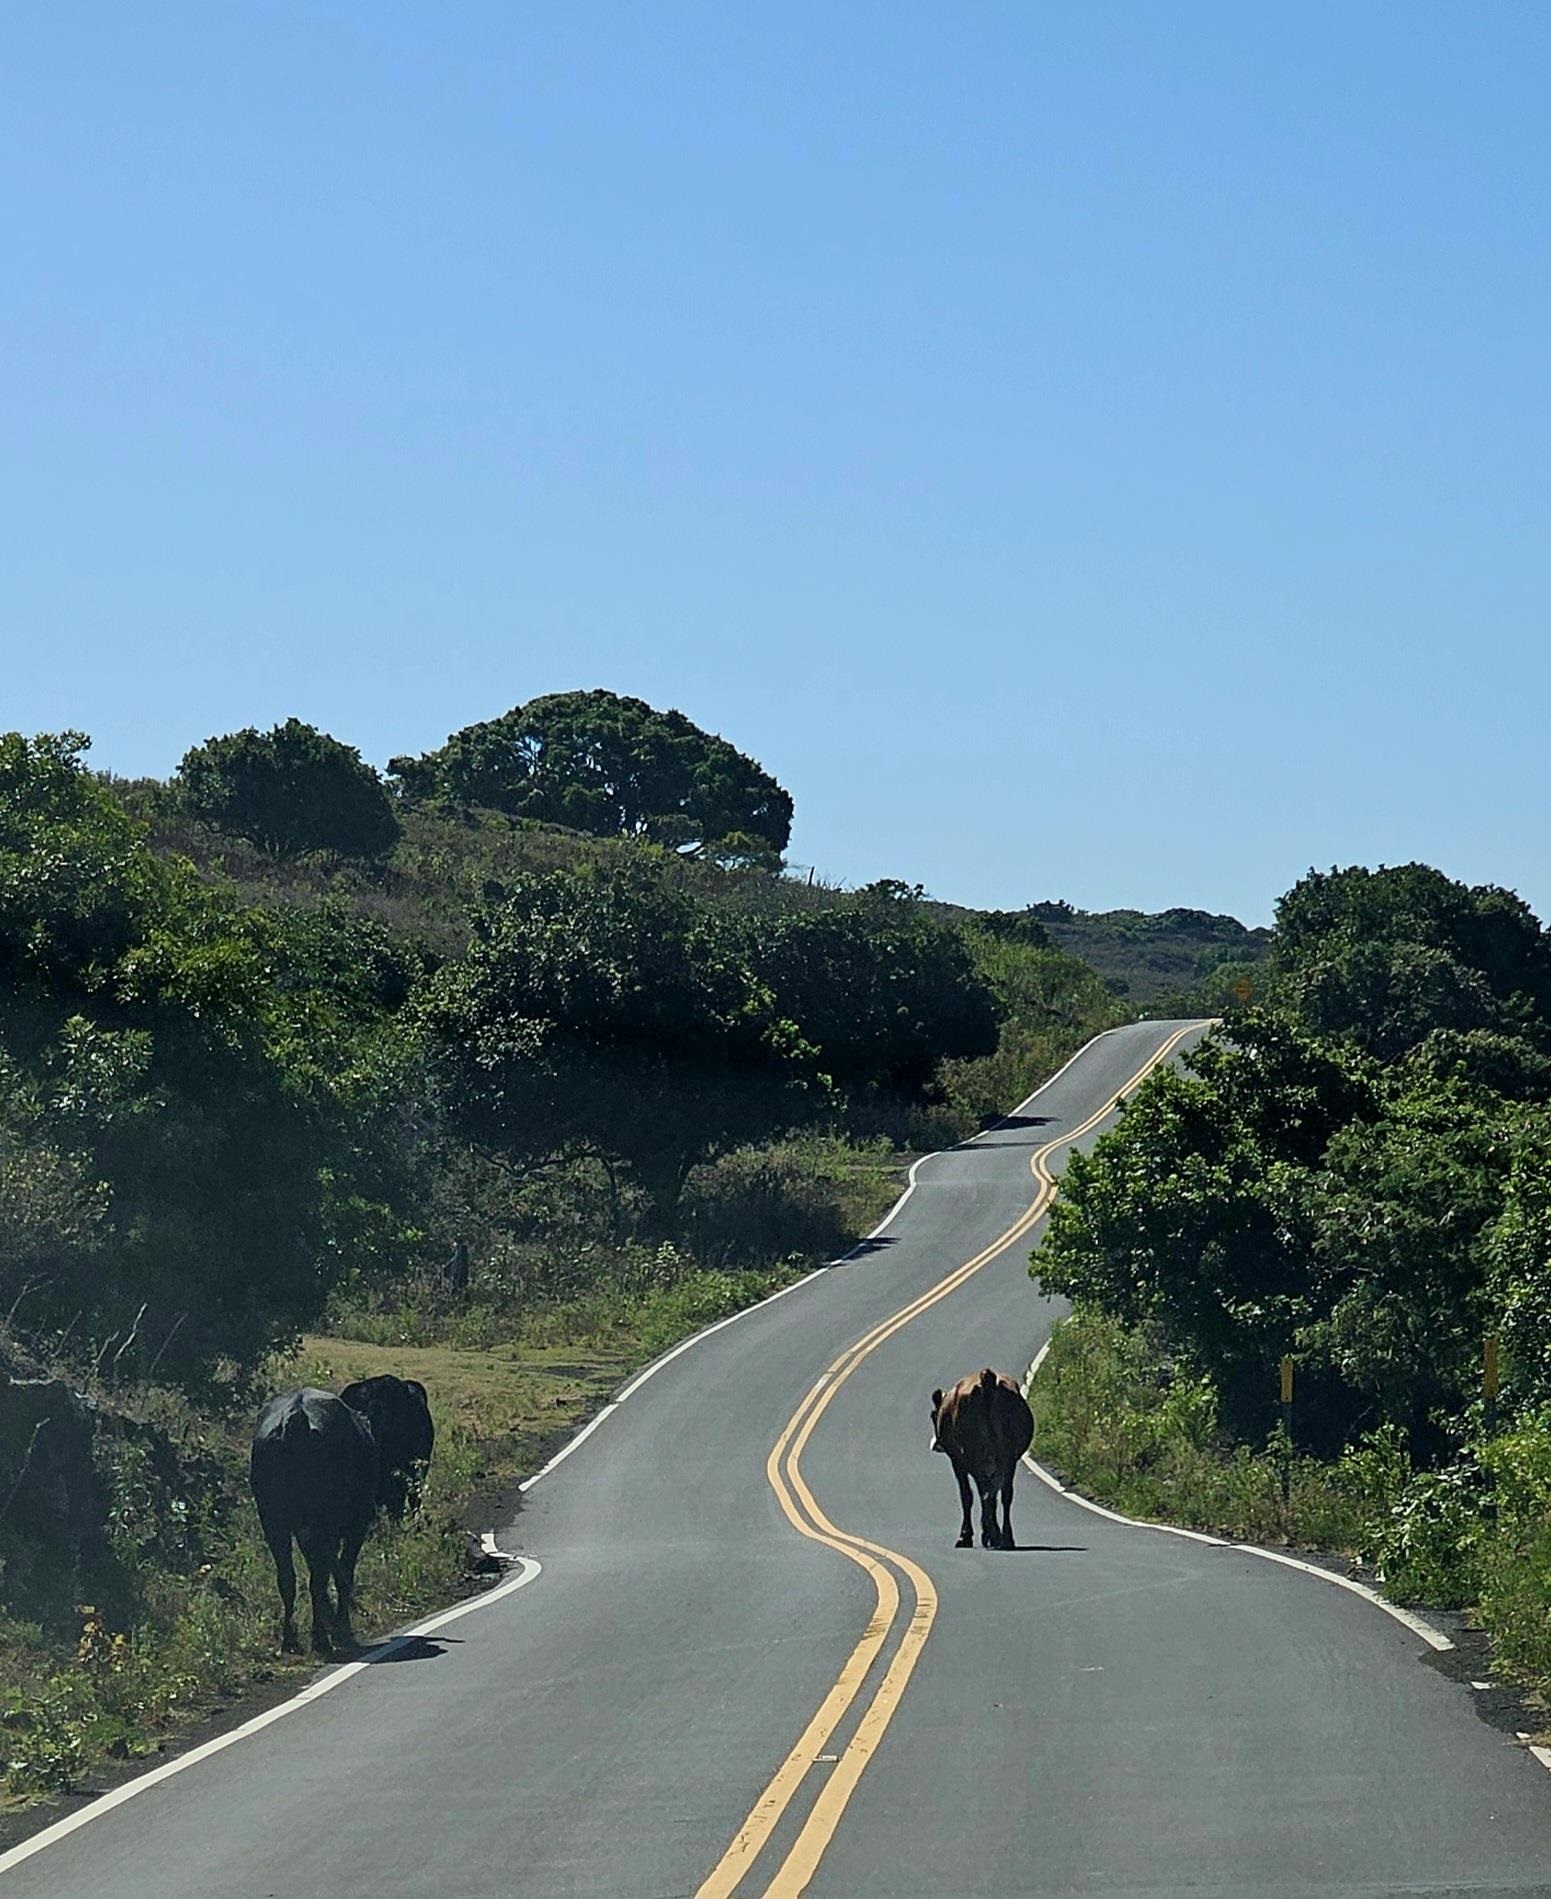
[695,1023,1199,1898]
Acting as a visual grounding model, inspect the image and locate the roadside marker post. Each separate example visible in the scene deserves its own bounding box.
[1483,1332,1500,1526]
[1279,1355,1294,1515]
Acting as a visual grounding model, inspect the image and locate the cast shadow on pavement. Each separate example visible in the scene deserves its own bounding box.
[841,1236,900,1259]
[362,1636,462,1665]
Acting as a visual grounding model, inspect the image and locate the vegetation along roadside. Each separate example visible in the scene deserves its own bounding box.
[1,693,1125,1813]
[1030,861,1551,1706]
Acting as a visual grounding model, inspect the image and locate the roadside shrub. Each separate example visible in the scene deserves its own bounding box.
[679,1144,851,1267]
[1030,1309,1371,1549]
[1363,1462,1485,1606]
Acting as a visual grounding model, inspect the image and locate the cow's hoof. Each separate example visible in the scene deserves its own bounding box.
[281,1632,302,1655]
[310,1633,333,1657]
[956,1533,973,1548]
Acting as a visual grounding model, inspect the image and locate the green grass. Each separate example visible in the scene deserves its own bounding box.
[1028,1308,1551,1708]
[1028,1310,1384,1550]
[0,1244,845,1812]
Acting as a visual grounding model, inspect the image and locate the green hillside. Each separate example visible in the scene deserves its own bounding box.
[1027,900,1272,1004]
[0,711,1126,1804]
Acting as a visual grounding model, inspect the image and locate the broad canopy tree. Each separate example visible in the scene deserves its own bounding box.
[416,857,820,1215]
[416,860,1003,1219]
[744,884,1002,1096]
[175,718,401,859]
[388,689,793,858]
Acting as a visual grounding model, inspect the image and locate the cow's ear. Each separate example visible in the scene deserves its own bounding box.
[931,1388,943,1410]
[405,1379,428,1401]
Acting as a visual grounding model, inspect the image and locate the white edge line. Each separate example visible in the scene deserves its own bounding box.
[0,1545,542,1879]
[1517,1735,1551,1777]
[1021,1350,1454,1651]
[832,1019,1191,1257]
[0,1022,1204,1879]
[611,1268,826,1405]
[516,1402,622,1489]
[607,1022,1197,1413]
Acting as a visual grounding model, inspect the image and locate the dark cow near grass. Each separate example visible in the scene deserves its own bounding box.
[250,1388,378,1654]
[339,1374,435,1520]
[930,1367,1035,1549]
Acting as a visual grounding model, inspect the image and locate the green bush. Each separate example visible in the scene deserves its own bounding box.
[1362,1462,1485,1607]
[1030,1310,1371,1549]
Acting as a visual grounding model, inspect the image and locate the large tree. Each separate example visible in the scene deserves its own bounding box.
[175,718,400,858]
[0,732,413,1383]
[1273,864,1551,1059]
[415,857,819,1215]
[742,883,1002,1096]
[388,690,793,856]
[1038,861,1551,1458]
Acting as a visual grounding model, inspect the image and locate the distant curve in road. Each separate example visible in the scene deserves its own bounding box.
[6,1018,1551,1898]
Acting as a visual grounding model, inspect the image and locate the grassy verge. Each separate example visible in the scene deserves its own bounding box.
[1,1152,902,1816]
[1029,1308,1551,1704]
[1028,1310,1380,1549]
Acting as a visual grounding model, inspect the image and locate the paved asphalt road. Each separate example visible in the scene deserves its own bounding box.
[6,1019,1551,1898]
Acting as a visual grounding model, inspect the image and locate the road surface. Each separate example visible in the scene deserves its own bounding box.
[5,1019,1551,1897]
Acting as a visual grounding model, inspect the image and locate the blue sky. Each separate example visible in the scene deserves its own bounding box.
[5,3,1548,925]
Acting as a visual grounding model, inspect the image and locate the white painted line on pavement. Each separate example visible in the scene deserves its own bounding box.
[0,1023,1200,1879]
[1024,1455,1230,1546]
[1517,1735,1551,1777]
[605,1026,1170,1425]
[517,1402,623,1490]
[1022,1353,1454,1650]
[1225,1542,1454,1651]
[1004,1024,1125,1119]
[1022,1338,1052,1389]
[0,1544,542,1879]
[612,1268,827,1406]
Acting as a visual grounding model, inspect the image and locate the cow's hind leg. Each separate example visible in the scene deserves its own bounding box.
[998,1467,1017,1550]
[259,1509,301,1653]
[333,1516,370,1651]
[952,1462,975,1548]
[298,1529,337,1655]
[977,1474,1002,1549]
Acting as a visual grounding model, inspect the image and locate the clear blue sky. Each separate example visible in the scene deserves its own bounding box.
[6,4,1548,926]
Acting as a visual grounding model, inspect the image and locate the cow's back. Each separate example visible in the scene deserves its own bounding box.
[935,1368,1033,1477]
[251,1388,377,1533]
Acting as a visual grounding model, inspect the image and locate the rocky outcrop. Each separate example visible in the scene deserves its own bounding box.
[0,1356,105,1555]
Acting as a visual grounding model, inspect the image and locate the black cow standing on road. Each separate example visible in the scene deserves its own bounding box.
[339,1374,436,1520]
[250,1388,378,1654]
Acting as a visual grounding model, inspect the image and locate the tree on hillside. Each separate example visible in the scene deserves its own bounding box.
[1035,1013,1377,1440]
[973,908,1054,950]
[387,689,793,857]
[416,857,820,1217]
[744,886,1003,1096]
[1273,865,1551,1059]
[0,732,400,1381]
[175,719,400,858]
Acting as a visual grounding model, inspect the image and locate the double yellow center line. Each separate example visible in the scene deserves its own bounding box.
[696,1023,1199,1898]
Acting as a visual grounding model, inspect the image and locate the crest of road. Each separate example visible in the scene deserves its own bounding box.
[7,1020,1551,1897]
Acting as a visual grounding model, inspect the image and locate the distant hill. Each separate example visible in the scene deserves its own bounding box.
[1026,901,1272,1004]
